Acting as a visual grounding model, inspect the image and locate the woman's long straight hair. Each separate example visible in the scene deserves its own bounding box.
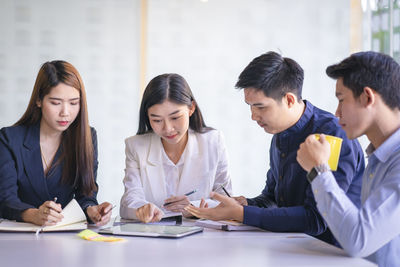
[15,60,97,196]
[137,73,211,134]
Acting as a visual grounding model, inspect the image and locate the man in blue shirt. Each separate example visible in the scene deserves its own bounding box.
[297,51,400,267]
[185,51,365,246]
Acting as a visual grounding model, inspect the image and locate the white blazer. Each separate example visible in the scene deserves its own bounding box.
[120,129,232,219]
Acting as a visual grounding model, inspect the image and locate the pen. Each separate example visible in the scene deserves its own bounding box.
[106,205,117,214]
[35,197,58,235]
[99,204,116,216]
[221,186,231,197]
[163,189,197,206]
[184,189,197,197]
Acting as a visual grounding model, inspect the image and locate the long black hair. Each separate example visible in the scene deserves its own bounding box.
[137,73,211,134]
[15,61,96,196]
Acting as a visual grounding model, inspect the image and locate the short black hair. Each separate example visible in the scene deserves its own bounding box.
[326,51,400,110]
[235,51,304,101]
[137,73,211,134]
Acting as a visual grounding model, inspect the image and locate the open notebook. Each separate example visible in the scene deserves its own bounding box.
[0,199,87,232]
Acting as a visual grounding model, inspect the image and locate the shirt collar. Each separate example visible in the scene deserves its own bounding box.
[366,127,400,162]
[162,146,186,167]
[161,131,192,167]
[278,100,313,138]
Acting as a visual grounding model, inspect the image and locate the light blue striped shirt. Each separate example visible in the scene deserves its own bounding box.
[312,128,400,267]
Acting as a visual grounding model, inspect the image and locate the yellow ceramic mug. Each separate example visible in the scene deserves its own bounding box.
[314,134,343,171]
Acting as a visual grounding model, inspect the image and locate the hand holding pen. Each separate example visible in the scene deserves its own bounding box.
[41,197,63,225]
[220,185,231,197]
[163,189,197,212]
[21,197,63,226]
[220,185,248,206]
[86,202,114,227]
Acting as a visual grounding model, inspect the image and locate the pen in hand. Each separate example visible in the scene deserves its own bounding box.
[221,186,231,197]
[35,197,59,235]
[104,205,116,215]
[95,204,115,221]
[163,189,197,206]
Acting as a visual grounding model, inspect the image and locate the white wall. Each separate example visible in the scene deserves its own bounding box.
[146,0,354,196]
[0,0,358,206]
[0,0,140,207]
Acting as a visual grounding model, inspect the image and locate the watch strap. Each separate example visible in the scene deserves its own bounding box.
[306,163,330,183]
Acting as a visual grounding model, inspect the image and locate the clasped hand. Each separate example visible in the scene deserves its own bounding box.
[297,134,331,172]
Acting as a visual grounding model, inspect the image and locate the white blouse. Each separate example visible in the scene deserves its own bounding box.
[119,129,232,219]
[161,146,186,197]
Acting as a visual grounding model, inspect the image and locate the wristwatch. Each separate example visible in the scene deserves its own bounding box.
[306,163,330,183]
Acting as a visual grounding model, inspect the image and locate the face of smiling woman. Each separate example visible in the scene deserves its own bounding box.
[147,100,195,148]
[37,83,81,135]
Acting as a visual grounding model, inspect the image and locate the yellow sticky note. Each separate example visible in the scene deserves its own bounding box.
[77,229,124,242]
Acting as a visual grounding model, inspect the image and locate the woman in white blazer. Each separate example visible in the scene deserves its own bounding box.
[120,73,232,223]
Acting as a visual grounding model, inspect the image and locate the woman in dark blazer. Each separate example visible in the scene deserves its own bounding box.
[0,60,112,226]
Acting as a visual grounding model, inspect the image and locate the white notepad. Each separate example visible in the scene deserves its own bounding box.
[0,199,87,232]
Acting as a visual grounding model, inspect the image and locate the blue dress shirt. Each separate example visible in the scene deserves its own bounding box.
[312,127,400,267]
[0,122,99,221]
[243,100,365,246]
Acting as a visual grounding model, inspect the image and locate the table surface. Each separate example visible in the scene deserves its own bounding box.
[0,220,376,267]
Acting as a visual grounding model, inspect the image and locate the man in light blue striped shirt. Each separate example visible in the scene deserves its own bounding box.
[297,51,400,267]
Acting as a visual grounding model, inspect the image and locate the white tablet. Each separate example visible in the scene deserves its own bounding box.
[99,224,203,238]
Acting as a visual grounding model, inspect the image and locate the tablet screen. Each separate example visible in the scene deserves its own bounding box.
[100,224,203,238]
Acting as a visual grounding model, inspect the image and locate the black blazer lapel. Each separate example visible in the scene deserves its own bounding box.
[21,123,50,202]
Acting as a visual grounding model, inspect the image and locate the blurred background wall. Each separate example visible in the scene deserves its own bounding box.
[0,0,370,209]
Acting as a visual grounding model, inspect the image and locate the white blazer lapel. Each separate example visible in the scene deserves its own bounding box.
[177,131,210,198]
[145,134,168,205]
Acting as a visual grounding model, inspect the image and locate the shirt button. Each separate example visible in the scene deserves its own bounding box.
[281,153,286,158]
[279,175,283,180]
[323,212,327,217]
[280,196,284,202]
[369,173,373,179]
[314,189,318,194]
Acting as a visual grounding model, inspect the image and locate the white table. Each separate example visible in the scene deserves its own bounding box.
[0,223,376,267]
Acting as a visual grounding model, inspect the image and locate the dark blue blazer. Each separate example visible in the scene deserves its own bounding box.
[0,122,98,221]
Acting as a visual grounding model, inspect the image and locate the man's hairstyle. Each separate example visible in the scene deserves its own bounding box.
[326,51,400,110]
[235,51,304,101]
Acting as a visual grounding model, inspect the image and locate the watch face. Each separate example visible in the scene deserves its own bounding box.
[307,168,318,183]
